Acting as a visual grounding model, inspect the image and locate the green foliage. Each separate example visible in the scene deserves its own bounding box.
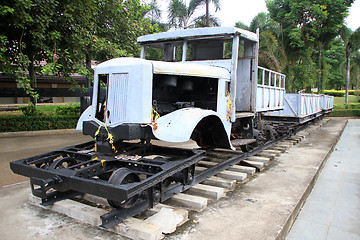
[167,0,220,29]
[18,102,41,116]
[55,104,81,116]
[0,0,159,97]
[0,115,79,132]
[322,89,356,96]
[266,0,354,92]
[330,102,360,116]
[330,108,360,117]
[323,90,345,97]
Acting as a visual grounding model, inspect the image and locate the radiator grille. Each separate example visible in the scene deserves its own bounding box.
[107,73,129,124]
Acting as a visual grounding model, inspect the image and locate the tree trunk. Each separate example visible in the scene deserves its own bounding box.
[356,67,359,90]
[317,45,323,93]
[345,52,350,104]
[29,54,36,105]
[86,54,92,88]
[206,0,209,27]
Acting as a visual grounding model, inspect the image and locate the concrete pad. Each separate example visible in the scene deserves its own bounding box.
[29,195,164,240]
[247,156,271,165]
[166,193,207,212]
[276,142,294,148]
[186,183,225,200]
[198,160,219,167]
[195,166,208,173]
[262,149,281,157]
[112,218,163,240]
[145,207,188,234]
[217,170,247,182]
[202,176,236,191]
[270,146,288,153]
[82,194,109,207]
[229,165,256,176]
[198,161,254,176]
[243,160,265,171]
[29,195,106,226]
[287,139,299,145]
[254,152,275,161]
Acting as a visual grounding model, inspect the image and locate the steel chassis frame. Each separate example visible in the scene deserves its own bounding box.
[9,115,320,229]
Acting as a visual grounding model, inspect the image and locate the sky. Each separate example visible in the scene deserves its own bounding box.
[147,0,360,31]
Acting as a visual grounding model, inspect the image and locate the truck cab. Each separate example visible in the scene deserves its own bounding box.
[78,27,285,152]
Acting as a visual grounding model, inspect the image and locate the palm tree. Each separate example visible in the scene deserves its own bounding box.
[167,0,219,29]
[341,26,360,103]
[352,52,360,89]
[194,14,220,28]
[195,0,220,27]
[143,0,162,24]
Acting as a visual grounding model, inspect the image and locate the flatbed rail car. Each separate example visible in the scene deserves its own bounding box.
[10,27,333,228]
[263,93,334,123]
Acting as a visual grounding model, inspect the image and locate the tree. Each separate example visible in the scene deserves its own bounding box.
[324,37,346,90]
[341,26,360,103]
[267,0,354,92]
[0,0,157,100]
[194,0,220,27]
[351,52,360,89]
[143,0,162,24]
[0,0,59,100]
[167,0,219,29]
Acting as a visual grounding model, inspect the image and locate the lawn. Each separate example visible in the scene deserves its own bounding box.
[334,95,360,106]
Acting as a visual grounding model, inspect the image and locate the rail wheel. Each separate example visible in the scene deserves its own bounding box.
[107,168,141,209]
[49,158,77,170]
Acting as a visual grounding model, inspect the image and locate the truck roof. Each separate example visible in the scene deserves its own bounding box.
[137,27,258,45]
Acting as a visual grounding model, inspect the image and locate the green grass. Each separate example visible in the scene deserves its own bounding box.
[334,95,359,105]
[36,105,60,115]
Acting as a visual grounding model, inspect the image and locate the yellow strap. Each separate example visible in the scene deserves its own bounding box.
[103,124,113,141]
[94,124,101,136]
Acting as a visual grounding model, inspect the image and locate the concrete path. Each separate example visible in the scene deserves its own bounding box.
[0,130,92,187]
[287,119,360,240]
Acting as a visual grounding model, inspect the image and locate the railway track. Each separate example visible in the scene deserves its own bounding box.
[28,118,329,240]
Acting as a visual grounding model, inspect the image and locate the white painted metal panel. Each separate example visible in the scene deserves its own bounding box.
[321,95,334,110]
[265,93,323,118]
[106,73,129,124]
[137,27,258,44]
[153,108,232,149]
[90,58,153,126]
[255,67,285,112]
[152,60,230,79]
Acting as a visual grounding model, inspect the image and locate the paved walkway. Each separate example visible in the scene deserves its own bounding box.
[287,119,360,240]
[0,130,92,187]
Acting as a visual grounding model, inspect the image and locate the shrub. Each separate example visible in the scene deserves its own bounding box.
[0,115,79,132]
[323,90,345,97]
[330,109,360,117]
[55,104,81,116]
[18,102,41,116]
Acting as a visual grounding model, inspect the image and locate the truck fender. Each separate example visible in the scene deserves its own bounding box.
[76,106,93,130]
[152,108,234,150]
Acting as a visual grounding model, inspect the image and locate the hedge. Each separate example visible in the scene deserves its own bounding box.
[330,109,360,117]
[333,103,360,110]
[0,115,79,132]
[317,90,358,97]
